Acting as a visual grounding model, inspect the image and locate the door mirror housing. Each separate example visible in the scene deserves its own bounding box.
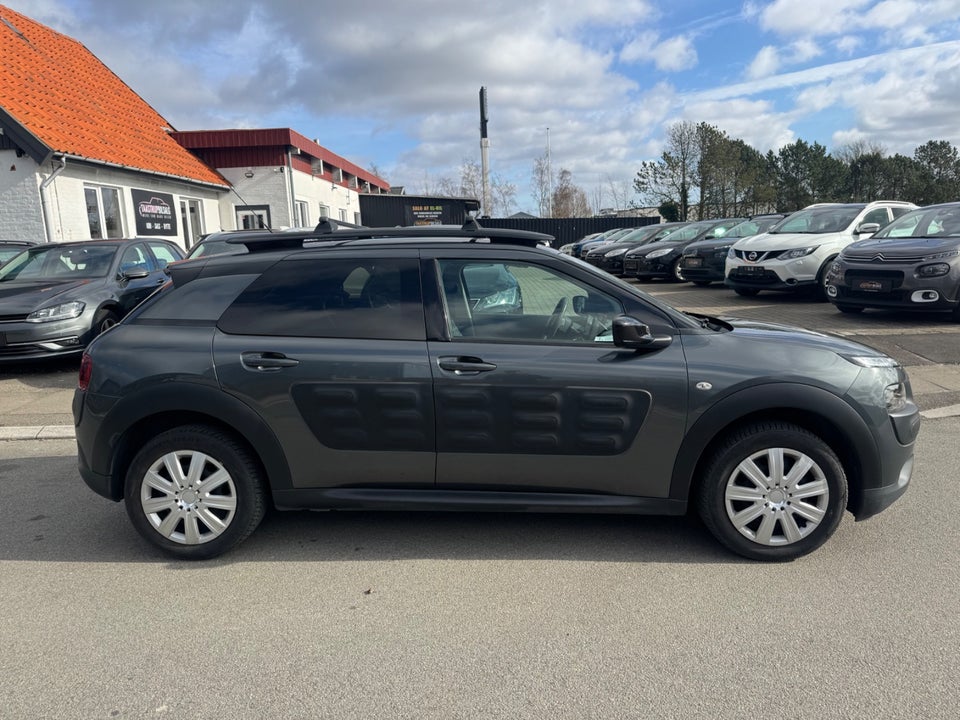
[855,222,881,235]
[612,315,673,351]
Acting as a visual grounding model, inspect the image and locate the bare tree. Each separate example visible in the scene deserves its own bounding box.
[531,153,552,217]
[552,168,592,217]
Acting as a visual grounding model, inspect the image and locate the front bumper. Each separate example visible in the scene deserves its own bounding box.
[725,256,821,292]
[827,266,960,312]
[679,253,725,282]
[0,317,90,361]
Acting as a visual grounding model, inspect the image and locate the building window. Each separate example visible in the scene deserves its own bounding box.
[85,186,123,239]
[339,208,348,222]
[179,199,204,248]
[236,205,271,230]
[295,201,309,227]
[319,205,330,219]
[354,212,362,225]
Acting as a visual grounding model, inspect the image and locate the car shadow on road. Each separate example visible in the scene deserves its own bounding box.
[1,454,742,565]
[0,356,80,388]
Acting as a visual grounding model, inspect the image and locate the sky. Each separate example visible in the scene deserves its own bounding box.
[9,0,960,213]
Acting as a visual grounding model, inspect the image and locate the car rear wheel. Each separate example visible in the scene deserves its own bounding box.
[696,422,847,561]
[124,425,267,559]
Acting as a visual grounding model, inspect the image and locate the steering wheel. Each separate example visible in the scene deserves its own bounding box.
[543,297,569,339]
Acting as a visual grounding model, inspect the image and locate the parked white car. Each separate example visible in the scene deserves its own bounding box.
[724,201,917,299]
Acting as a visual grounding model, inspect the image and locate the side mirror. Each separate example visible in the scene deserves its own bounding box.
[120,268,151,280]
[612,316,673,352]
[855,222,881,235]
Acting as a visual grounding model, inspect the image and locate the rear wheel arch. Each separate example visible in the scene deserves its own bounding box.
[91,384,290,502]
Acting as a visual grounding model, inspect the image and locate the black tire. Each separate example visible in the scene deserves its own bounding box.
[813,261,833,302]
[671,259,685,282]
[92,308,120,338]
[693,280,712,287]
[124,424,267,560]
[696,422,847,561]
[836,304,864,314]
[734,288,760,297]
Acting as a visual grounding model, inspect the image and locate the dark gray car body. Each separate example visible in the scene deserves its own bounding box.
[75,234,918,527]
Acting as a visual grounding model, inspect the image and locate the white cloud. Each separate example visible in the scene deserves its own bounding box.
[621,32,698,72]
[747,46,781,78]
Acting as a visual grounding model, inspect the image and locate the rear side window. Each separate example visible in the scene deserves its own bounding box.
[137,275,260,322]
[218,257,425,340]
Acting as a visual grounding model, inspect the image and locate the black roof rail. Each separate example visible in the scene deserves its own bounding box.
[228,220,554,253]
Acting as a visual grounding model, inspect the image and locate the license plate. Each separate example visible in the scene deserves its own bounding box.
[624,261,637,270]
[683,257,703,268]
[741,265,765,275]
[858,279,890,292]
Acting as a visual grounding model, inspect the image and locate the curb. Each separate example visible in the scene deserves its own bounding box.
[2,404,960,442]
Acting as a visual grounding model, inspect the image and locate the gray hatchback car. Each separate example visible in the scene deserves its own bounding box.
[825,202,960,318]
[74,222,920,561]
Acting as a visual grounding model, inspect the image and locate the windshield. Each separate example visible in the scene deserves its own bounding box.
[661,221,714,242]
[872,205,960,240]
[770,206,863,234]
[187,238,248,259]
[0,244,117,282]
[725,216,783,239]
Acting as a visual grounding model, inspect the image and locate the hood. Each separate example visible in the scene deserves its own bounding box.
[684,236,737,252]
[721,316,886,358]
[843,235,960,257]
[0,279,95,314]
[733,231,843,250]
[628,240,683,257]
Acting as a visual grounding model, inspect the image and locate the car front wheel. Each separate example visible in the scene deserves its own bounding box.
[124,425,267,559]
[696,422,847,561]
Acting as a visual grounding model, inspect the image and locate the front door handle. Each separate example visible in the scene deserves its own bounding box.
[437,356,497,375]
[241,351,300,371]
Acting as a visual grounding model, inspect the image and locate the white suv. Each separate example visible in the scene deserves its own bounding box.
[724,201,917,298]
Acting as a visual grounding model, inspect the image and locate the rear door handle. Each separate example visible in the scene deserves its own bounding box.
[437,356,497,375]
[241,351,300,371]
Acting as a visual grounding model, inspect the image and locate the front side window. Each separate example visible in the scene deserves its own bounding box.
[146,242,183,270]
[438,260,622,344]
[874,206,960,240]
[861,208,891,227]
[85,186,123,239]
[218,257,424,340]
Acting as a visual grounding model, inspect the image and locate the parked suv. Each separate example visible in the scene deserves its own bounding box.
[825,202,960,318]
[74,221,919,561]
[725,202,916,298]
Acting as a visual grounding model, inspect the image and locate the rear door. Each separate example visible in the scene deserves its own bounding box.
[422,248,689,498]
[213,250,436,489]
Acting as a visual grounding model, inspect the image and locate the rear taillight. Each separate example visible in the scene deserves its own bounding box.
[78,352,92,392]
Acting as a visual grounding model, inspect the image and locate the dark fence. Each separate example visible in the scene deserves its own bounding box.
[478,216,659,248]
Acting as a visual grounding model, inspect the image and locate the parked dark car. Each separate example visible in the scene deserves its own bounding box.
[623,218,745,281]
[583,223,685,275]
[679,215,788,286]
[0,240,37,266]
[825,202,960,318]
[0,238,182,361]
[74,221,918,562]
[569,228,633,258]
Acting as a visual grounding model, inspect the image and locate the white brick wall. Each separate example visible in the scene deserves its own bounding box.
[0,151,46,242]
[0,156,226,248]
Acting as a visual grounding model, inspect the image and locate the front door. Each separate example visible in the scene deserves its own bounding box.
[425,253,688,499]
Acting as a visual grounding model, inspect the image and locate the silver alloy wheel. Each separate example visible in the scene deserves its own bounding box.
[139,450,238,545]
[723,446,829,546]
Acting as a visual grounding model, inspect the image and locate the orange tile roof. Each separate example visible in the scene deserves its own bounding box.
[0,4,226,187]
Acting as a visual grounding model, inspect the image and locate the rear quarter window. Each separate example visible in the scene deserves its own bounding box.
[136,275,260,322]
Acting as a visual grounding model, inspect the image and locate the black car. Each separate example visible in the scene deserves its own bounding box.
[583,223,686,275]
[0,238,183,361]
[0,240,37,266]
[679,215,788,286]
[825,202,960,317]
[623,219,745,281]
[74,221,919,562]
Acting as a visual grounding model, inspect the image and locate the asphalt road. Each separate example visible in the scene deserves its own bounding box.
[1,417,958,719]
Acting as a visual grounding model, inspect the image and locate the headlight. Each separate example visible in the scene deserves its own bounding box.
[714,245,732,253]
[918,263,951,277]
[645,247,674,259]
[727,248,737,259]
[781,247,819,260]
[605,247,630,257]
[26,301,85,323]
[884,382,907,412]
[831,261,842,273]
